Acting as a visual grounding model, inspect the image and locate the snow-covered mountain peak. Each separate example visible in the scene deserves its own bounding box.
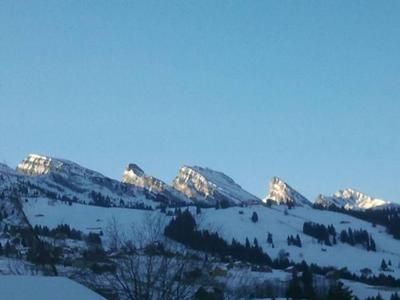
[122,163,191,204]
[125,163,145,177]
[315,188,390,210]
[16,153,104,179]
[16,154,54,176]
[122,163,165,193]
[172,165,260,206]
[263,177,311,206]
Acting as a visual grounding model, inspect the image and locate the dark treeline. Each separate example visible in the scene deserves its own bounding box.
[164,210,400,291]
[303,222,337,245]
[34,224,83,240]
[306,263,400,289]
[287,234,302,247]
[303,221,376,251]
[164,210,272,266]
[314,204,400,240]
[339,228,376,251]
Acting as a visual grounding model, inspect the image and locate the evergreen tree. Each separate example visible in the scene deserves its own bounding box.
[327,282,353,300]
[245,237,251,249]
[4,241,11,257]
[296,234,302,247]
[340,230,349,243]
[301,265,315,300]
[391,292,400,300]
[267,232,273,245]
[254,238,259,248]
[369,235,376,251]
[286,272,303,299]
[251,211,259,223]
[381,259,388,271]
[348,228,354,246]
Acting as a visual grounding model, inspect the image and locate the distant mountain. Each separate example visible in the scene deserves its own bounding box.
[262,177,311,206]
[4,152,400,300]
[122,163,191,205]
[172,166,261,206]
[315,188,394,210]
[13,154,156,209]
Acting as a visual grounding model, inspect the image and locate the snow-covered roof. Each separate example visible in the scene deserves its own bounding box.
[0,275,104,300]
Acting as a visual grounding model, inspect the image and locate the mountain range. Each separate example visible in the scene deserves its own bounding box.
[1,153,400,299]
[1,153,395,211]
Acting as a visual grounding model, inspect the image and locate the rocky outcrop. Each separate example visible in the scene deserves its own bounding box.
[122,163,190,205]
[315,188,391,210]
[262,177,311,206]
[172,166,260,206]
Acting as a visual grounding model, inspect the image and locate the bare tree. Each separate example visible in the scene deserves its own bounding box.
[94,212,205,300]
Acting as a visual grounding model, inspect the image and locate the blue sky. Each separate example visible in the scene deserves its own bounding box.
[1,1,399,202]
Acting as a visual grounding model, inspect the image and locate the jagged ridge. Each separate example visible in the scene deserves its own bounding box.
[172,165,260,206]
[263,177,311,206]
[122,163,191,205]
[315,188,392,210]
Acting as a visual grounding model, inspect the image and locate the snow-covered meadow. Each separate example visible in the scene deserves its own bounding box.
[23,198,400,281]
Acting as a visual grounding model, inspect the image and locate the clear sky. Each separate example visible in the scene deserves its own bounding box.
[1,1,399,202]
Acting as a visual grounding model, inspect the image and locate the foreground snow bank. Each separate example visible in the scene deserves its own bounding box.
[0,275,104,300]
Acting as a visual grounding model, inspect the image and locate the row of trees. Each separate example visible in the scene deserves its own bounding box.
[303,221,376,251]
[315,204,400,240]
[339,228,376,251]
[303,222,337,245]
[34,224,83,240]
[164,210,272,266]
[287,234,302,247]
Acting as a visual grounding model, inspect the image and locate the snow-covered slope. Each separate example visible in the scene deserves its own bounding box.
[23,198,155,238]
[262,177,311,206]
[22,199,400,283]
[199,205,400,280]
[341,279,400,300]
[122,163,191,205]
[0,276,104,300]
[315,188,392,210]
[172,166,260,206]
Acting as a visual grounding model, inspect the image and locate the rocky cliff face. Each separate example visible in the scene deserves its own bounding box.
[315,188,391,210]
[263,177,311,206]
[16,154,104,179]
[14,154,156,208]
[172,166,260,206]
[122,163,190,205]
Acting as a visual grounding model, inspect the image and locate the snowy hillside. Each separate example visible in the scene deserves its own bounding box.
[22,198,400,281]
[23,198,157,239]
[2,153,400,298]
[172,166,260,206]
[315,188,393,210]
[199,205,400,279]
[263,177,312,206]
